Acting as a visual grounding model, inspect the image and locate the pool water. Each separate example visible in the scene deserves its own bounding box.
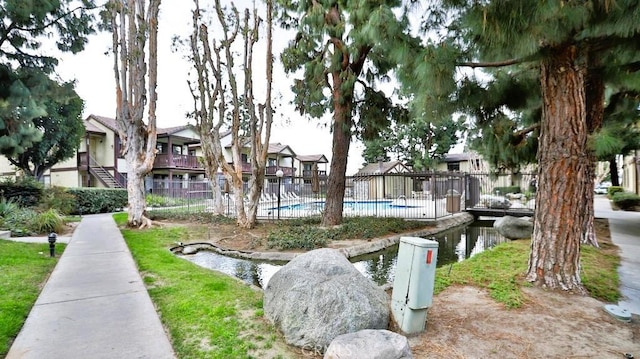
[179,220,509,288]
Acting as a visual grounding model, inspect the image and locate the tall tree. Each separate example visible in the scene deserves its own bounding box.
[0,0,96,156]
[106,0,160,228]
[3,74,84,180]
[189,0,274,228]
[398,1,640,290]
[277,0,412,226]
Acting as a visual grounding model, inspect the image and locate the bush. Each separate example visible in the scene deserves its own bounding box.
[266,216,428,250]
[612,192,640,211]
[493,186,521,195]
[31,209,65,234]
[40,186,76,215]
[146,194,187,207]
[607,186,624,198]
[0,198,19,217]
[0,176,43,207]
[67,188,128,215]
[2,207,38,236]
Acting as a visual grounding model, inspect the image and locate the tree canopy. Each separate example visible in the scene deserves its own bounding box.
[3,77,84,180]
[0,0,96,157]
[277,0,415,225]
[395,1,640,290]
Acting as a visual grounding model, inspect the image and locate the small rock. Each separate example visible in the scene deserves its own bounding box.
[182,245,198,255]
[324,329,413,359]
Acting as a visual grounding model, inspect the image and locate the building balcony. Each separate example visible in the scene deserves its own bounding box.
[154,153,204,170]
[302,169,327,178]
[266,166,295,177]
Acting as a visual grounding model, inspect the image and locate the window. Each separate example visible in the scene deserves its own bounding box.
[447,162,460,172]
[241,153,248,163]
[172,145,183,155]
[268,158,277,167]
[156,143,166,154]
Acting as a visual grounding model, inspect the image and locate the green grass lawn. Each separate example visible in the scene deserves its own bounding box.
[0,240,65,356]
[435,238,620,308]
[114,213,293,359]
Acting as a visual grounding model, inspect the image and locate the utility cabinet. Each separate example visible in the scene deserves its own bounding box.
[391,237,439,334]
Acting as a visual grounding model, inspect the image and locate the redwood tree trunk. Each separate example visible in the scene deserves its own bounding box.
[322,73,353,226]
[526,45,588,292]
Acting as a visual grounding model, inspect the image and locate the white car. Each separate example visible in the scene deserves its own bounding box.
[594,185,609,195]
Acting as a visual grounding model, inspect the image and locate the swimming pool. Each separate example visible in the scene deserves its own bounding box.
[271,200,422,211]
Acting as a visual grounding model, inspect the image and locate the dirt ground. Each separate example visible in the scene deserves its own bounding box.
[173,218,640,358]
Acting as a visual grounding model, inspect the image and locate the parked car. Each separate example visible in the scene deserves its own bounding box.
[594,185,609,195]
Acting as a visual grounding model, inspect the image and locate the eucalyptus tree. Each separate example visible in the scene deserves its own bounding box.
[188,0,275,228]
[399,1,640,291]
[105,0,161,228]
[277,0,414,225]
[0,0,96,156]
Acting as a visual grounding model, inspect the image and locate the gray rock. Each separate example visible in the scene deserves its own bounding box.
[493,216,534,239]
[480,194,511,209]
[182,245,198,255]
[324,329,413,359]
[264,248,389,353]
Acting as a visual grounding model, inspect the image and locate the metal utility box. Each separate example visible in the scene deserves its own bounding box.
[391,237,439,334]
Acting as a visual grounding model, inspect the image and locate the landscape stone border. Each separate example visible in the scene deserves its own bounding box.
[172,212,475,262]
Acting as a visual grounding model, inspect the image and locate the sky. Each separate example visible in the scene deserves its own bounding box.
[53,1,369,175]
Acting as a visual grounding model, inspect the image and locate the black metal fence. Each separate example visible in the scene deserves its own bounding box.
[147,171,535,219]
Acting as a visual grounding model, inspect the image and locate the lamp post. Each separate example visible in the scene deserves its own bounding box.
[48,232,57,257]
[276,169,284,220]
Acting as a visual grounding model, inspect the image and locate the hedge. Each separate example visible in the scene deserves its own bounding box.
[612,192,640,211]
[493,186,521,195]
[67,188,128,215]
[0,178,43,207]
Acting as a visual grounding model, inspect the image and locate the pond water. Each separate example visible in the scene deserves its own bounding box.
[179,220,510,289]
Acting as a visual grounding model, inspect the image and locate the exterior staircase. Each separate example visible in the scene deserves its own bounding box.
[89,158,125,188]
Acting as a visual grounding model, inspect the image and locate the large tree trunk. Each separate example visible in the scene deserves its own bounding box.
[322,73,353,226]
[110,0,160,229]
[126,166,150,227]
[526,45,587,292]
[581,56,604,247]
[609,158,620,186]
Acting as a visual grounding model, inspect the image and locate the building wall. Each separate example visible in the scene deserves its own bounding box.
[0,156,16,177]
[50,170,81,188]
[622,152,639,194]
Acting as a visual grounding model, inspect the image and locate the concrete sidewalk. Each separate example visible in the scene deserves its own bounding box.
[7,213,175,359]
[594,196,640,315]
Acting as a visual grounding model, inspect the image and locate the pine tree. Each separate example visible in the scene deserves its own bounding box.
[276,0,414,225]
[0,0,96,157]
[399,1,640,291]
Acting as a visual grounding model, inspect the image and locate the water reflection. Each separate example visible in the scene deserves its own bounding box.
[179,220,510,288]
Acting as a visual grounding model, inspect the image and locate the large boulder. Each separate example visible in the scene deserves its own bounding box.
[324,329,413,359]
[493,216,534,239]
[264,248,389,353]
[479,194,511,209]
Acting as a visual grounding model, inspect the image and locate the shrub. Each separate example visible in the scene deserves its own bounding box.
[67,188,128,215]
[612,192,640,211]
[607,186,624,198]
[2,207,38,236]
[146,194,187,207]
[493,186,521,195]
[40,186,76,215]
[31,209,65,234]
[0,176,43,207]
[266,216,429,250]
[0,198,19,217]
